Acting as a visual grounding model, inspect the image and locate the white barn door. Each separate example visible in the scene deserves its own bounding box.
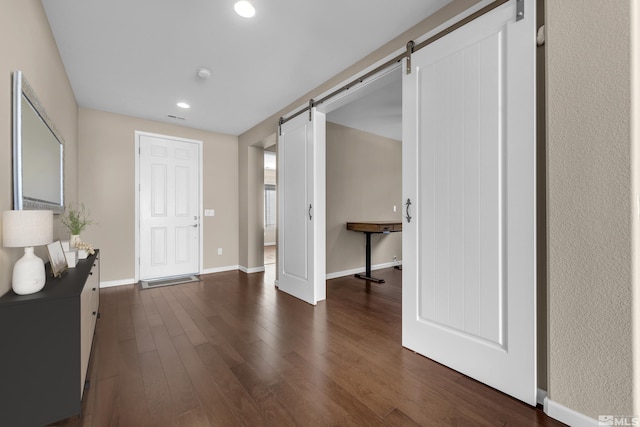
[402,0,537,405]
[277,110,326,305]
[138,133,201,280]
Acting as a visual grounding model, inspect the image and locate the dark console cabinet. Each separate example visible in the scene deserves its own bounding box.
[0,250,100,426]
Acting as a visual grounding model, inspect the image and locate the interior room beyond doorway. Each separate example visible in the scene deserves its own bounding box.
[264,147,276,266]
[324,69,403,280]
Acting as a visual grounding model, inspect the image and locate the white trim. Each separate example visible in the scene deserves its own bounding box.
[239,265,266,274]
[543,397,598,427]
[99,265,243,288]
[537,388,547,406]
[325,261,401,280]
[134,131,204,282]
[264,242,276,246]
[201,265,241,275]
[100,279,135,288]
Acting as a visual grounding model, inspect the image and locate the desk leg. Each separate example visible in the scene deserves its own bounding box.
[354,232,385,283]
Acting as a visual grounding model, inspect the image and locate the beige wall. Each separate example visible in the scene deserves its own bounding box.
[0,0,79,296]
[326,123,401,274]
[78,108,239,283]
[546,0,635,417]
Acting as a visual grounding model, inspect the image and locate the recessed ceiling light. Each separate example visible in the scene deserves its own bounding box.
[234,1,255,18]
[197,68,212,79]
[177,102,190,109]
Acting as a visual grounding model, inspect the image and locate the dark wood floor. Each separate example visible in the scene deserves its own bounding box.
[264,245,276,265]
[52,267,564,426]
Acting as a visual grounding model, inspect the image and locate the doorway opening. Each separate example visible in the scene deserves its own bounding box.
[264,147,277,267]
[324,68,403,283]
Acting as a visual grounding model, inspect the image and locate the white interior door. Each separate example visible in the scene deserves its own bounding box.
[138,133,201,280]
[402,0,537,405]
[277,109,326,305]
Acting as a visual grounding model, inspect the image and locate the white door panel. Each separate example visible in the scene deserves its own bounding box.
[277,110,326,305]
[403,0,536,405]
[139,134,201,280]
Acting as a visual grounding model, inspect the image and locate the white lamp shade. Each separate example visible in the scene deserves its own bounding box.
[2,210,53,248]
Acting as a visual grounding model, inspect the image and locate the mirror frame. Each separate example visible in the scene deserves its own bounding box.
[13,70,65,214]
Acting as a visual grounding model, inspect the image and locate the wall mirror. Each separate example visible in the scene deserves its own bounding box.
[13,70,64,214]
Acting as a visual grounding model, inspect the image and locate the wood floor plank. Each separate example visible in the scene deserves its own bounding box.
[230,362,298,427]
[87,375,119,427]
[269,378,338,426]
[53,267,565,426]
[162,286,209,346]
[150,287,186,337]
[282,350,389,427]
[115,338,152,427]
[150,324,202,417]
[131,302,156,353]
[193,342,266,426]
[115,287,135,342]
[177,406,213,427]
[139,350,177,426]
[171,333,242,426]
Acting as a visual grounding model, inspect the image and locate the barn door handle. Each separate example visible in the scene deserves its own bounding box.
[308,204,313,220]
[405,198,412,223]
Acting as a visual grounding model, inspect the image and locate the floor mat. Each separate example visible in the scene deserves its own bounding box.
[139,275,200,290]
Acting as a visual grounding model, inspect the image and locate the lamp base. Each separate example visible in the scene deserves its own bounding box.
[12,247,46,295]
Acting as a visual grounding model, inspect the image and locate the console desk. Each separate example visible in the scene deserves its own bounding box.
[0,250,100,426]
[346,221,402,283]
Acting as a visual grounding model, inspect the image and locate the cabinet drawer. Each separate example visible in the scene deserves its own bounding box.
[80,256,100,396]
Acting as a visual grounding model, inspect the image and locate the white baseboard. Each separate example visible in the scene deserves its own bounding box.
[100,264,243,288]
[239,265,266,274]
[537,388,547,406]
[201,265,240,275]
[100,278,135,288]
[544,396,598,427]
[325,261,401,280]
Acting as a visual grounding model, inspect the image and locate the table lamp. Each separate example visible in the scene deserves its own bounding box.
[2,210,53,295]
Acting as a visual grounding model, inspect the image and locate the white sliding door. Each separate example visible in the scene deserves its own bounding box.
[277,110,326,305]
[402,0,537,405]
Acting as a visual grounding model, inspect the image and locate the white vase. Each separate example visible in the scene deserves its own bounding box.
[12,247,46,295]
[70,234,81,248]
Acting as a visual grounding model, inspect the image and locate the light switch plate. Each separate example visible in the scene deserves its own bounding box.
[205,209,215,217]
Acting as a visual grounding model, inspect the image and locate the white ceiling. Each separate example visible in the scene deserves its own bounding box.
[41,0,451,136]
[327,70,402,141]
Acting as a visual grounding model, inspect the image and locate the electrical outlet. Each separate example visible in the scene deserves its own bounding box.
[218,248,222,255]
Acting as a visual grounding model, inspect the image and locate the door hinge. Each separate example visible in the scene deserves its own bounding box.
[308,99,314,121]
[516,0,524,21]
[278,117,284,135]
[405,41,415,75]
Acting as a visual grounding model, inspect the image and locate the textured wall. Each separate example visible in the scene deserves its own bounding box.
[0,0,79,296]
[78,108,239,283]
[547,0,634,416]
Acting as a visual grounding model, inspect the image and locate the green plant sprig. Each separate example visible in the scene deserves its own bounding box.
[61,203,94,235]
